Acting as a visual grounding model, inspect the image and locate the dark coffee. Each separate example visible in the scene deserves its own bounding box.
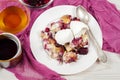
[0,36,17,60]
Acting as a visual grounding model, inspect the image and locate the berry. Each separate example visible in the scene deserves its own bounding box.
[77,47,88,55]
[23,0,50,7]
[72,17,80,21]
[45,27,50,32]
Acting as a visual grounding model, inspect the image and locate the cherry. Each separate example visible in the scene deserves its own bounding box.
[77,47,88,55]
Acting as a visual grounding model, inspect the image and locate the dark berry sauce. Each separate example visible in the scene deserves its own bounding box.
[77,47,88,55]
[23,0,50,7]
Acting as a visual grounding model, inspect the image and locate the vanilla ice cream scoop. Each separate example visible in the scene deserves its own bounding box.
[55,29,74,45]
[70,21,88,38]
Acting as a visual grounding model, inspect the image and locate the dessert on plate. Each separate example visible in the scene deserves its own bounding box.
[40,14,89,63]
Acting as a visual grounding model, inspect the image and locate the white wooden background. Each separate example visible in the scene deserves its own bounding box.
[64,0,120,80]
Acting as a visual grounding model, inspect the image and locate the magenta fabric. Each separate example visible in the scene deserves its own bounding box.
[0,0,120,80]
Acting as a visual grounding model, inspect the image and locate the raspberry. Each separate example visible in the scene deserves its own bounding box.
[45,27,50,32]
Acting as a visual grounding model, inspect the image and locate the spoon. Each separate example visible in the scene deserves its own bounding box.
[76,6,107,63]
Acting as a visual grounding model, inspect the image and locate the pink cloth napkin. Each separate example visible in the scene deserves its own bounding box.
[0,0,120,80]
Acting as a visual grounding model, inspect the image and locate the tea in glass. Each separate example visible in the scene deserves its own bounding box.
[0,6,29,34]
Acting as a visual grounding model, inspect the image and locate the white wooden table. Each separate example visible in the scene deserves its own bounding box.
[0,0,120,80]
[64,1,120,79]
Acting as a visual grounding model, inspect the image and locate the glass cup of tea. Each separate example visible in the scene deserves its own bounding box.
[0,33,22,68]
[0,0,30,34]
[19,0,53,8]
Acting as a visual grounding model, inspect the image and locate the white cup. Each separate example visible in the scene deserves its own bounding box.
[0,33,22,68]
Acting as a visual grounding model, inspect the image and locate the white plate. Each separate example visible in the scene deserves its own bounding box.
[30,5,102,75]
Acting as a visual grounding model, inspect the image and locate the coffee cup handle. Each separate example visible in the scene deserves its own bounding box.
[0,63,3,68]
[0,62,10,68]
